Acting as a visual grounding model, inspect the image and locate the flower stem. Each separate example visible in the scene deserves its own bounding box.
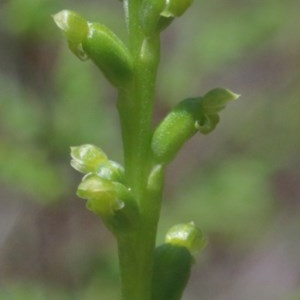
[116,0,163,299]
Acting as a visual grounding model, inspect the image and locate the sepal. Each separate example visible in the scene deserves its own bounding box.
[70,144,108,174]
[201,88,240,114]
[53,10,88,43]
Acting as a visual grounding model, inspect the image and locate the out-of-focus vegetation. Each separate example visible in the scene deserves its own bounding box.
[0,0,299,299]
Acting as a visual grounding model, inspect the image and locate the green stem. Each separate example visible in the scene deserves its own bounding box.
[116,1,163,299]
[117,171,165,300]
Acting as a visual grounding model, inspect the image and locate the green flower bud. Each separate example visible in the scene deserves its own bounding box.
[82,23,133,87]
[77,175,139,232]
[77,175,124,217]
[151,223,206,299]
[70,144,108,174]
[53,10,89,43]
[53,10,90,60]
[151,88,239,164]
[151,243,193,300]
[165,222,207,254]
[161,0,193,18]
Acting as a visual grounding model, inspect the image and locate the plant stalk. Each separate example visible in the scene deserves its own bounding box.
[116,0,163,299]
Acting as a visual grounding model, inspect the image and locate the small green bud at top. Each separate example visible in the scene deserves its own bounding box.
[161,0,193,18]
[70,144,108,174]
[165,222,207,254]
[201,88,240,114]
[52,10,88,44]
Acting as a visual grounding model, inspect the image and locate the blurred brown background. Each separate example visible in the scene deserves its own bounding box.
[0,0,300,299]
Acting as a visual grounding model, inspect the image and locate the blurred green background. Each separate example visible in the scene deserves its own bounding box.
[0,0,300,299]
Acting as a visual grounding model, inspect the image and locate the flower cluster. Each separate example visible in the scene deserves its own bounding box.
[71,144,138,232]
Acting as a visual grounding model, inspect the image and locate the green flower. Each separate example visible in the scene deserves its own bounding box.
[77,174,124,217]
[165,222,207,254]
